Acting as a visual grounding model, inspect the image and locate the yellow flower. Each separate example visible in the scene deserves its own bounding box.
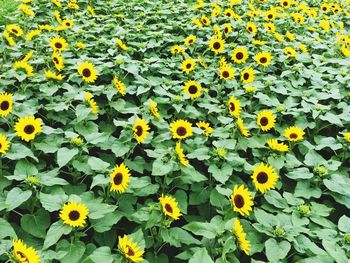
[291,13,304,24]
[227,96,241,117]
[241,68,254,84]
[255,51,272,67]
[45,70,65,80]
[3,31,15,46]
[220,65,235,80]
[60,202,89,228]
[0,93,13,117]
[265,9,277,20]
[344,132,350,143]
[116,38,128,51]
[18,4,35,17]
[149,101,160,118]
[284,47,297,57]
[76,42,85,49]
[171,45,185,55]
[159,194,182,220]
[61,19,74,29]
[13,61,34,77]
[267,139,289,152]
[110,162,131,193]
[244,86,256,93]
[201,15,210,26]
[118,235,144,263]
[85,92,99,114]
[223,23,232,35]
[52,0,62,8]
[263,22,276,33]
[184,35,196,46]
[169,119,193,139]
[6,24,23,36]
[183,80,202,99]
[181,58,196,74]
[71,137,83,146]
[192,18,202,28]
[284,126,304,141]
[209,37,225,54]
[15,116,43,142]
[237,117,250,137]
[231,47,249,64]
[12,240,40,263]
[257,110,275,131]
[52,52,64,71]
[0,134,10,154]
[286,31,295,41]
[231,185,253,216]
[113,77,126,96]
[175,142,189,166]
[21,50,34,63]
[298,43,308,53]
[246,22,257,35]
[233,219,251,255]
[196,121,213,137]
[77,61,98,83]
[280,0,291,8]
[133,118,150,144]
[87,5,96,16]
[252,163,279,193]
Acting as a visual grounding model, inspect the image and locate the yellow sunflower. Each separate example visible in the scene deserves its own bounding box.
[231,47,249,64]
[183,80,202,99]
[196,121,213,137]
[45,70,65,80]
[233,219,251,255]
[227,96,241,117]
[62,19,74,29]
[241,68,254,84]
[223,23,232,35]
[344,132,350,143]
[171,45,185,55]
[110,162,131,193]
[14,116,43,142]
[201,15,210,26]
[12,240,40,263]
[284,47,297,57]
[184,35,196,46]
[281,0,291,8]
[237,117,250,137]
[6,24,23,36]
[284,126,304,141]
[149,100,160,119]
[265,9,277,20]
[60,202,89,227]
[133,118,150,144]
[113,77,126,96]
[116,38,128,51]
[175,142,189,166]
[0,93,13,117]
[118,235,144,263]
[77,61,98,83]
[13,61,34,77]
[181,58,196,74]
[209,37,225,54]
[255,51,272,67]
[169,119,193,139]
[257,110,275,131]
[266,139,289,152]
[251,163,279,193]
[52,52,64,71]
[50,36,68,52]
[159,194,182,220]
[220,65,235,80]
[0,134,10,154]
[85,92,99,114]
[246,22,257,35]
[231,185,254,216]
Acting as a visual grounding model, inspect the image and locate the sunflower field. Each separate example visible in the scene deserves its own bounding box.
[0,0,350,262]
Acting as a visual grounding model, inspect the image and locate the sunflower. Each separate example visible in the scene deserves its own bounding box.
[181,58,196,74]
[227,96,241,117]
[184,35,196,46]
[12,240,40,263]
[52,52,64,71]
[209,37,225,54]
[320,4,330,12]
[201,15,210,26]
[233,219,251,255]
[110,162,131,193]
[169,119,193,139]
[254,51,272,67]
[149,101,160,118]
[116,38,128,51]
[286,31,295,41]
[291,13,305,24]
[284,47,297,57]
[251,163,279,193]
[159,194,182,220]
[0,134,10,154]
[231,47,249,64]
[196,121,213,136]
[220,65,235,80]
[133,118,150,144]
[60,201,89,228]
[0,93,13,117]
[241,68,254,84]
[171,45,185,55]
[344,132,350,143]
[265,9,276,20]
[237,117,250,137]
[263,22,276,33]
[14,116,42,142]
[266,139,289,152]
[44,70,65,80]
[76,42,85,49]
[77,61,98,83]
[231,185,253,216]
[50,36,68,52]
[246,22,257,35]
[62,19,74,29]
[281,0,291,8]
[118,235,144,263]
[113,77,126,96]
[192,18,202,28]
[223,23,232,35]
[13,61,34,77]
[85,92,99,114]
[3,31,15,46]
[6,24,23,36]
[175,142,189,166]
[183,80,202,99]
[284,126,304,141]
[257,110,275,131]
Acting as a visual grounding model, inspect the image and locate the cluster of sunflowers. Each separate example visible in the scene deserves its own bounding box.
[0,0,350,262]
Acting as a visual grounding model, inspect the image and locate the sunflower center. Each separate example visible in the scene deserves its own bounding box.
[268,14,273,19]
[234,194,245,208]
[126,245,135,256]
[16,251,29,262]
[113,173,123,185]
[260,117,269,126]
[24,125,35,134]
[283,1,288,6]
[322,7,327,11]
[229,102,235,112]
[189,39,194,44]
[222,71,229,78]
[66,22,71,26]
[188,85,198,94]
[0,100,9,111]
[248,27,253,32]
[176,126,187,136]
[257,172,268,184]
[68,210,80,221]
[82,68,91,77]
[12,29,18,34]
[289,133,298,139]
[213,42,221,50]
[224,27,228,33]
[243,73,249,80]
[260,57,267,64]
[186,63,192,69]
[135,125,143,136]
[55,42,63,49]
[226,12,231,17]
[236,52,244,60]
[53,57,59,64]
[165,203,173,213]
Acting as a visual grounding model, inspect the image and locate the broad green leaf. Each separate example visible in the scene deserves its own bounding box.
[43,221,72,249]
[57,148,79,167]
[6,188,32,211]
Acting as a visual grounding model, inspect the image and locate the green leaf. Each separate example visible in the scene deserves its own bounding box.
[189,248,214,263]
[181,166,207,183]
[60,240,86,263]
[338,215,350,232]
[20,209,51,238]
[39,190,68,212]
[57,148,79,167]
[184,222,217,239]
[323,174,350,195]
[43,221,72,249]
[208,164,232,184]
[0,218,17,239]
[152,159,174,176]
[88,157,110,171]
[285,167,313,180]
[6,188,32,211]
[322,240,348,263]
[265,238,291,262]
[161,227,200,247]
[89,247,114,263]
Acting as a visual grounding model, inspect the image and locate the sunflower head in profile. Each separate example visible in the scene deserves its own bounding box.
[220,65,235,80]
[0,134,10,154]
[50,36,68,52]
[184,35,196,46]
[77,61,98,83]
[133,118,150,144]
[6,24,23,37]
[0,93,13,117]
[343,132,350,143]
[237,117,250,137]
[223,23,232,35]
[254,51,272,67]
[59,201,89,228]
[201,14,211,26]
[266,139,289,152]
[14,116,43,142]
[52,52,64,71]
[113,77,126,96]
[284,126,305,141]
[196,121,213,137]
[231,185,254,216]
[227,96,241,118]
[233,219,251,255]
[118,235,144,263]
[209,37,225,54]
[241,68,255,84]
[181,58,196,74]
[159,194,182,220]
[12,239,40,263]
[246,22,257,35]
[284,47,297,57]
[256,110,275,131]
[251,163,279,193]
[231,47,249,64]
[183,80,202,99]
[169,119,193,139]
[175,142,189,166]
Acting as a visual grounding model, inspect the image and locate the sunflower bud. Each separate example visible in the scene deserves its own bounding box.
[274,227,285,237]
[216,148,227,158]
[344,233,350,244]
[297,204,311,217]
[116,58,124,65]
[25,176,40,186]
[276,105,285,112]
[313,165,328,177]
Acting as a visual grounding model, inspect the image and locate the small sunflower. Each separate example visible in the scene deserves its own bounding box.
[201,15,210,26]
[251,163,279,193]
[284,47,297,57]
[50,36,68,52]
[344,132,350,143]
[169,119,193,139]
[45,70,65,80]
[184,35,196,46]
[62,19,74,29]
[227,96,241,117]
[13,61,34,77]
[149,101,160,119]
[281,0,291,8]
[133,118,150,144]
[233,219,251,255]
[181,58,196,74]
[175,142,189,166]
[159,194,182,220]
[246,22,257,35]
[231,185,254,216]
[237,117,250,137]
[255,51,272,67]
[209,37,225,54]
[14,116,43,142]
[110,162,131,193]
[77,61,98,83]
[0,93,13,117]
[60,201,89,227]
[196,121,213,137]
[220,65,235,80]
[12,239,40,263]
[116,38,128,51]
[113,77,126,96]
[171,45,185,55]
[223,23,232,35]
[265,9,276,20]
[240,68,254,84]
[284,126,304,141]
[118,235,144,263]
[183,80,202,99]
[0,134,10,154]
[266,139,289,152]
[85,92,99,114]
[52,52,64,71]
[231,47,249,64]
[257,110,275,131]
[6,24,23,36]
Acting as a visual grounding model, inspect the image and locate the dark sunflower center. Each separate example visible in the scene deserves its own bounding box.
[257,172,268,184]
[24,125,35,134]
[66,22,71,26]
[68,210,80,221]
[322,7,327,11]
[0,100,9,111]
[260,117,269,126]
[176,126,187,136]
[243,73,249,80]
[234,194,245,208]
[165,203,173,213]
[12,29,18,34]
[16,251,29,262]
[222,71,229,78]
[135,125,143,136]
[229,102,235,112]
[189,39,194,44]
[289,133,298,139]
[113,173,123,185]
[82,68,91,77]
[203,19,208,24]
[53,57,59,64]
[248,27,253,32]
[186,63,192,69]
[188,85,198,94]
[0,143,2,149]
[55,42,63,49]
[224,27,228,33]
[260,57,267,63]
[213,42,221,50]
[226,12,231,17]
[126,245,135,256]
[268,14,273,19]
[283,1,288,6]
[236,52,244,60]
